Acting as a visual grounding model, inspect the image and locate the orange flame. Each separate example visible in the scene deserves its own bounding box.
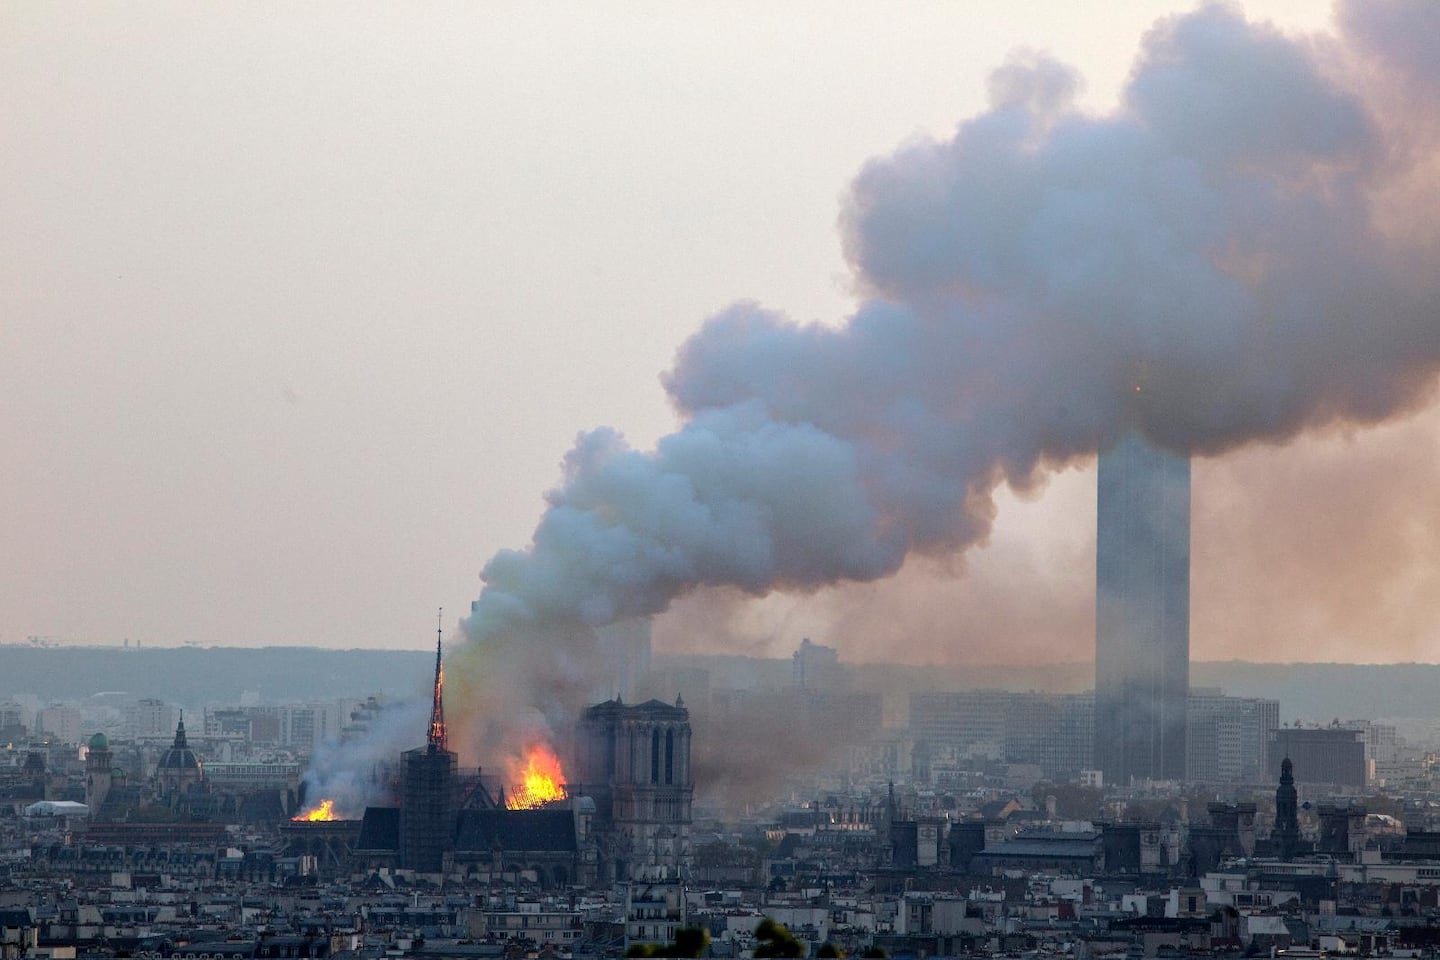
[292,799,337,821]
[506,744,568,809]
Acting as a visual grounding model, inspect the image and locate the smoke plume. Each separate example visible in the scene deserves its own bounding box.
[455,3,1440,774]
[299,697,426,817]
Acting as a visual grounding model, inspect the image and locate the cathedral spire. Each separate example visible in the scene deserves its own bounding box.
[428,608,448,753]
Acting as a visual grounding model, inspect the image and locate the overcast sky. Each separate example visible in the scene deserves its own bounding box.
[8,1,1434,665]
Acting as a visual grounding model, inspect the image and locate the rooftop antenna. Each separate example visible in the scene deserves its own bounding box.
[428,607,448,753]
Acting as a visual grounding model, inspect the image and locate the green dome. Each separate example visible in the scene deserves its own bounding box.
[88,733,108,750]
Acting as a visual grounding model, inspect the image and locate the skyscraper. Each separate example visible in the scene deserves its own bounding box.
[1095,432,1190,784]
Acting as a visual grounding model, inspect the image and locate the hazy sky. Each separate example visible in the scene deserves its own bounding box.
[8,1,1432,664]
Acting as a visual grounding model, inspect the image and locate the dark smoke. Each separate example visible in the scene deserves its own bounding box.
[455,3,1440,785]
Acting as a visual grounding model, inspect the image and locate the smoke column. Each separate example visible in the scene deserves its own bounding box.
[452,3,1440,763]
[299,698,426,817]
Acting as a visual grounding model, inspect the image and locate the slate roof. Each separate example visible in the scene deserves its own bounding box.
[972,833,1100,862]
[355,806,400,851]
[353,805,577,854]
[979,799,1021,819]
[773,834,804,859]
[454,809,577,852]
[0,909,33,928]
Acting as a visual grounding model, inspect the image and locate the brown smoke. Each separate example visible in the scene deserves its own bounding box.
[1193,402,1440,663]
[653,399,1440,670]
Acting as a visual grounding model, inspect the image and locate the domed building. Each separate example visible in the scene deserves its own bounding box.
[155,715,204,797]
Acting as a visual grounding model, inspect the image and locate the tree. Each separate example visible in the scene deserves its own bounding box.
[754,918,805,958]
[624,926,710,958]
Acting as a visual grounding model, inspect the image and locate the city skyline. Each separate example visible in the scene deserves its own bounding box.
[7,5,1440,956]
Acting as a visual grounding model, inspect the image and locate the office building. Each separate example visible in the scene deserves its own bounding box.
[912,687,1272,785]
[125,698,175,740]
[1186,690,1279,783]
[1274,727,1367,790]
[909,690,1093,777]
[1095,432,1191,784]
[793,638,846,689]
[36,705,82,744]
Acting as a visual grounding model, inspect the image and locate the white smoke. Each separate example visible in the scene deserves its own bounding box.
[299,698,426,816]
[459,3,1440,750]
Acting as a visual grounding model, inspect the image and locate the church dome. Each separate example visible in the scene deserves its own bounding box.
[157,717,201,774]
[88,733,108,751]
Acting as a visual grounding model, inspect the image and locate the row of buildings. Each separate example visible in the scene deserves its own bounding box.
[909,689,1394,789]
[0,697,357,758]
[11,747,1440,959]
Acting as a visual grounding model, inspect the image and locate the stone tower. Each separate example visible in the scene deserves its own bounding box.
[577,697,693,881]
[1273,756,1300,859]
[85,733,113,811]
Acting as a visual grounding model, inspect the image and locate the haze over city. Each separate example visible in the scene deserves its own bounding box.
[8,8,1440,956]
[4,0,1439,669]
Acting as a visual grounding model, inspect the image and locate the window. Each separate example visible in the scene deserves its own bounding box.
[651,730,660,783]
[665,729,674,784]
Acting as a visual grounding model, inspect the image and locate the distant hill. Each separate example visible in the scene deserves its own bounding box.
[1,644,1433,722]
[857,660,1440,722]
[0,645,430,705]
[654,653,1440,723]
[1190,661,1440,723]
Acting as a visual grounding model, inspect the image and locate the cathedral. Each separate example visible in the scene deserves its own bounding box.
[351,626,694,885]
[576,697,694,882]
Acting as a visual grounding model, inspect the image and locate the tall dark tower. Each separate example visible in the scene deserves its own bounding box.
[1273,757,1300,859]
[401,611,457,872]
[1095,432,1190,784]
